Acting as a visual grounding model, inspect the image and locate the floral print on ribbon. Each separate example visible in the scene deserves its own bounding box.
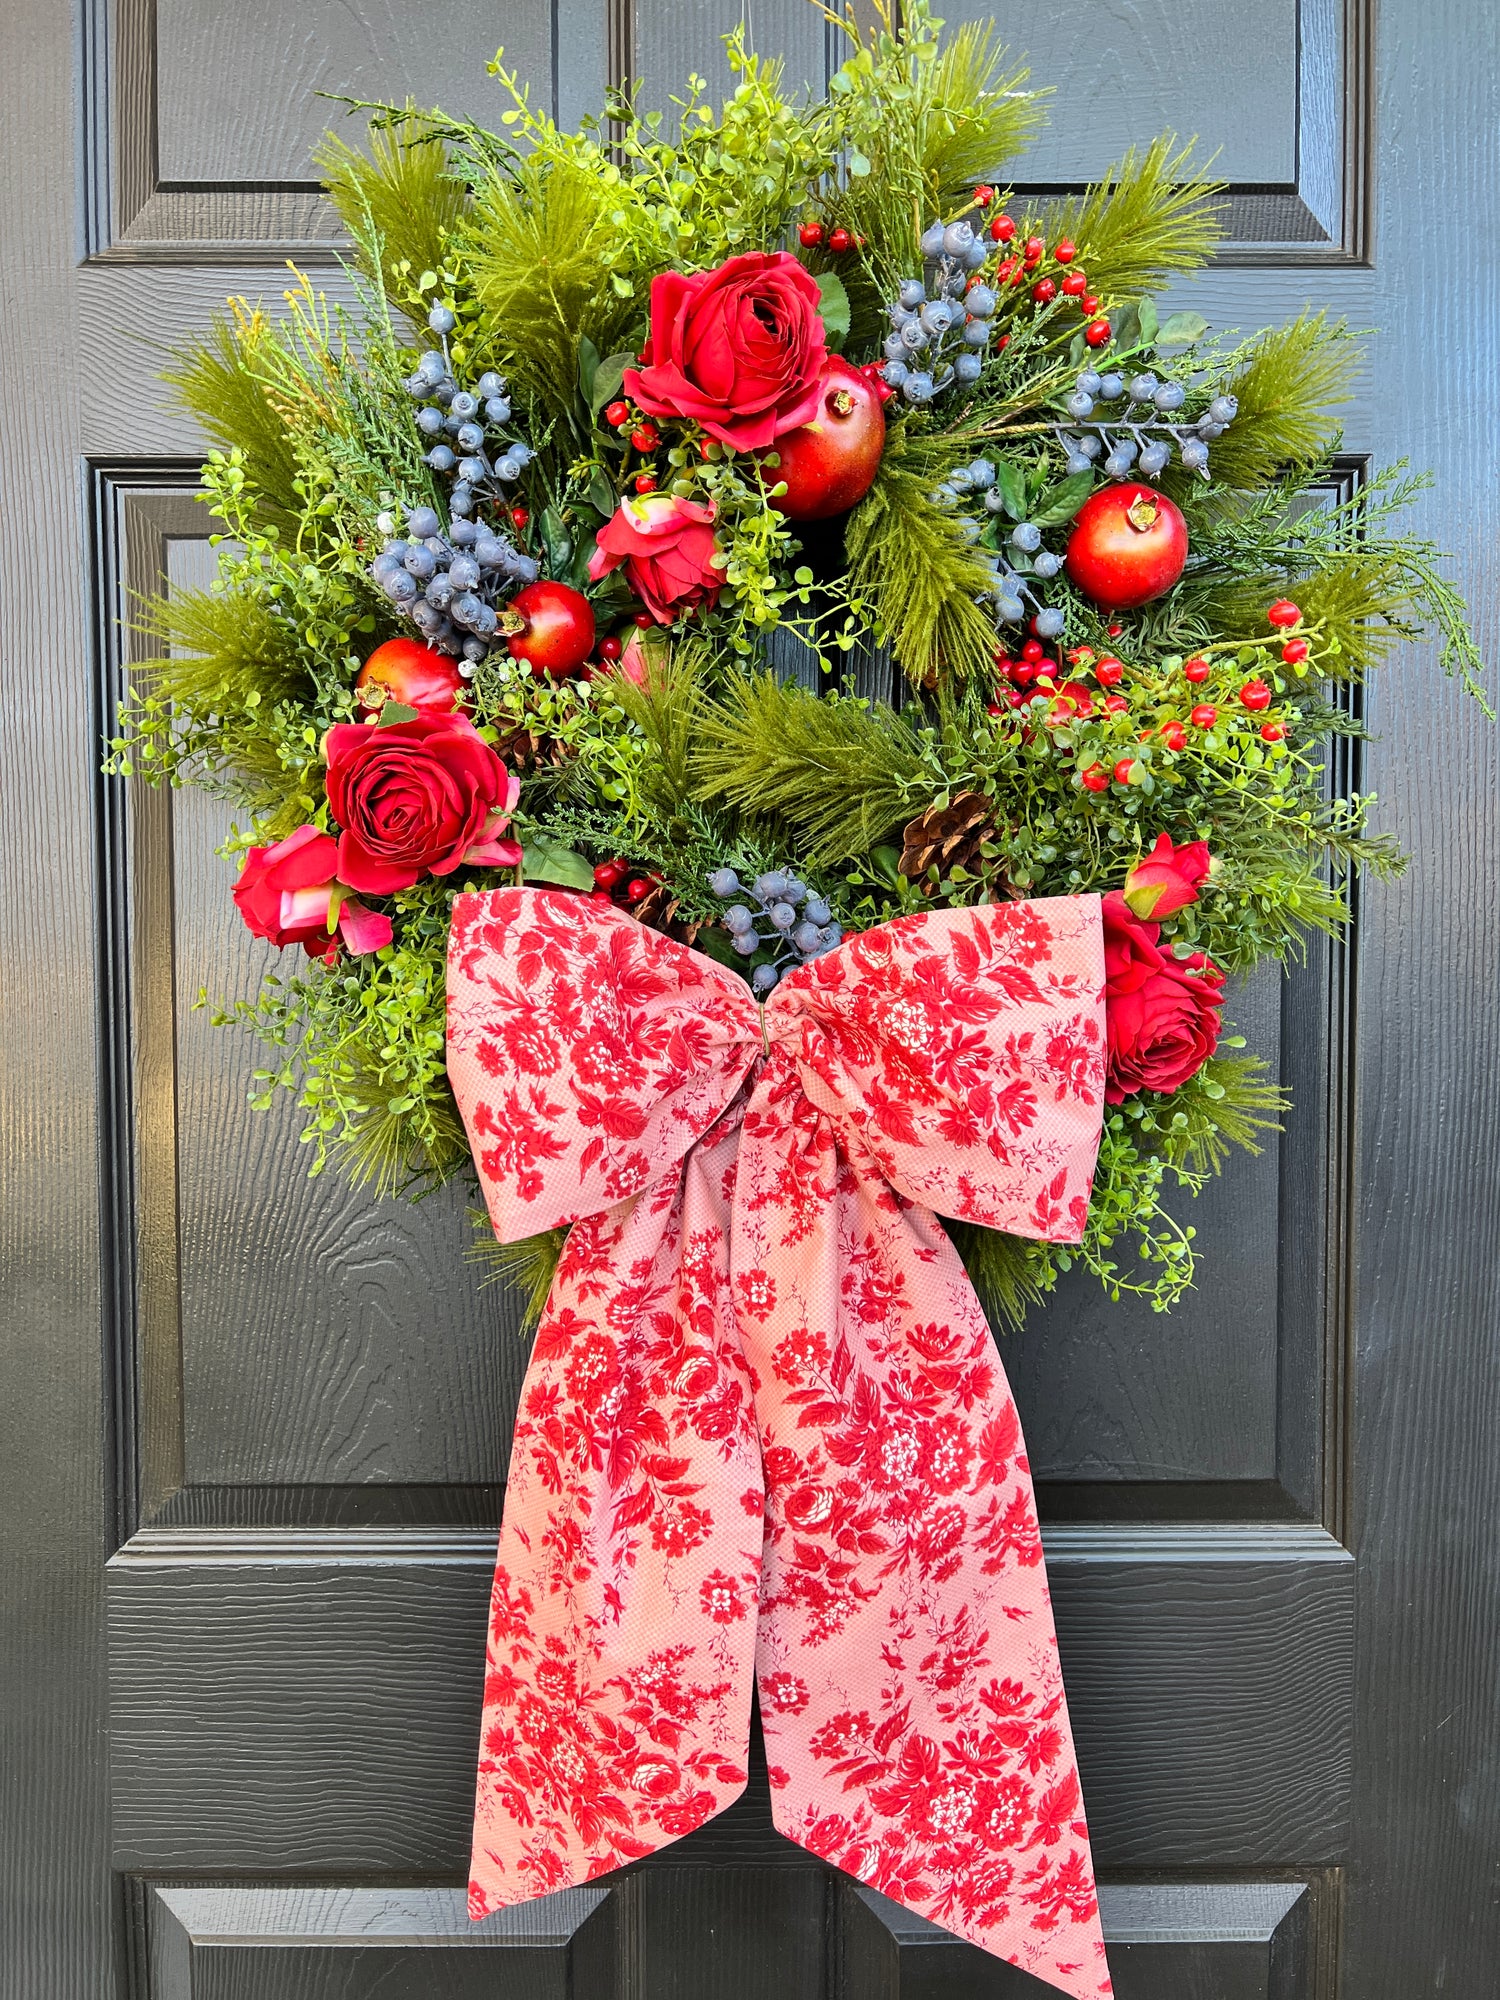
[447,887,1112,1999]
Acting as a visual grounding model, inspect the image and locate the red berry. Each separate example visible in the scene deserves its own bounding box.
[1024,235,1045,262]
[1061,271,1088,297]
[633,611,655,628]
[1080,293,1101,315]
[1010,660,1037,685]
[589,888,615,904]
[605,400,629,427]
[1103,692,1130,714]
[593,858,628,890]
[1080,763,1111,792]
[1261,720,1287,742]
[630,424,659,451]
[634,471,657,493]
[994,258,1019,285]
[1159,720,1187,751]
[1008,260,1030,287]
[996,335,1010,352]
[1113,758,1137,785]
[1239,678,1273,711]
[1183,655,1212,683]
[990,213,1016,243]
[625,876,653,903]
[799,221,825,247]
[973,185,995,207]
[1021,639,1045,663]
[598,635,623,662]
[1281,637,1310,665]
[1094,657,1125,687]
[1190,703,1219,729]
[828,226,854,253]
[1107,622,1124,637]
[1267,598,1302,628]
[1053,239,1077,263]
[1083,317,1112,348]
[1031,278,1057,304]
[510,506,529,529]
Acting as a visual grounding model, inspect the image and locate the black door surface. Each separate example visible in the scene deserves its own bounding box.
[4,0,1497,1995]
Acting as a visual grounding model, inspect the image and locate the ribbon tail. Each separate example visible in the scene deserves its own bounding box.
[468,1112,765,1914]
[733,1126,1112,1999]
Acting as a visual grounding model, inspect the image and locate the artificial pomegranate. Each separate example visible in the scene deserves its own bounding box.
[354,637,466,714]
[768,356,886,521]
[504,580,596,677]
[1065,485,1188,610]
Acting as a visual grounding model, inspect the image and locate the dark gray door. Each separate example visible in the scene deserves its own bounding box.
[4,0,1496,1995]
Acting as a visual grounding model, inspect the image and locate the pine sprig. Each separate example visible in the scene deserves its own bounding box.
[1042,137,1223,300]
[315,110,471,320]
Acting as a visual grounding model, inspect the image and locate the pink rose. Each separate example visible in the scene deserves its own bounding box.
[324,713,521,897]
[624,252,828,451]
[1102,890,1224,1102]
[1121,832,1214,920]
[589,494,722,625]
[232,824,392,962]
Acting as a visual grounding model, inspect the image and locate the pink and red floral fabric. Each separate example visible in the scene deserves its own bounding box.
[447,887,1113,1999]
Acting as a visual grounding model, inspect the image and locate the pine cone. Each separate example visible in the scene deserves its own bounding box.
[899,792,996,887]
[488,722,575,773]
[629,881,702,947]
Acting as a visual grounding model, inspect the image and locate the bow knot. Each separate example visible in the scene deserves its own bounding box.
[448,888,1113,1999]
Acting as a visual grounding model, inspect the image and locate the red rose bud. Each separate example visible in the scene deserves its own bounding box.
[1267,598,1302,628]
[324,714,521,897]
[1102,891,1224,1102]
[624,251,827,452]
[589,492,723,625]
[232,824,392,962]
[1121,832,1213,920]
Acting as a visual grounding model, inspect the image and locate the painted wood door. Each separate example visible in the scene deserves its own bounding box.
[3,0,1496,1994]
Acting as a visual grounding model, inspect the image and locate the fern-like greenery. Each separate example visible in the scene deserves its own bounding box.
[1042,137,1222,300]
[695,673,933,861]
[164,313,303,538]
[316,111,471,320]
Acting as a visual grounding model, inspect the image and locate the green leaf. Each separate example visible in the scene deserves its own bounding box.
[376,701,419,727]
[540,505,572,574]
[586,466,618,518]
[815,271,851,347]
[1156,310,1209,352]
[576,334,602,405]
[1031,471,1095,527]
[847,150,871,177]
[1136,297,1159,345]
[1108,302,1141,354]
[521,838,595,892]
[589,350,635,416]
[989,458,1029,522]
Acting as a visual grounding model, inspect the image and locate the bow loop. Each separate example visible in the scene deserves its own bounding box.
[762,898,1106,1238]
[448,888,759,1239]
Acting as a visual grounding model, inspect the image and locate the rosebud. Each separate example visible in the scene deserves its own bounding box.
[1121,832,1214,920]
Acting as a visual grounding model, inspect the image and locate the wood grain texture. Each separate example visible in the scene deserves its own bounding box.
[619,1868,828,1999]
[0,0,117,1994]
[148,1883,615,2000]
[105,1525,1351,1872]
[841,1882,1309,1999]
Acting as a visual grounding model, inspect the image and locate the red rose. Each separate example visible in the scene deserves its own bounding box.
[589,494,722,625]
[1121,832,1213,919]
[232,824,391,961]
[324,713,522,897]
[624,252,827,451]
[1102,889,1223,1102]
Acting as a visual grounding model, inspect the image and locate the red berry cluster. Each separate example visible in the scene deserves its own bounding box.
[797,220,866,254]
[984,209,1109,348]
[604,399,660,455]
[591,857,661,907]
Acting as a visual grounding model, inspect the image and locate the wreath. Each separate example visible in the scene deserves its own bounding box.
[113,1,1485,1331]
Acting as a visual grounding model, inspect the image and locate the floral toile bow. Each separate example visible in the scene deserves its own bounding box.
[446,886,1113,1999]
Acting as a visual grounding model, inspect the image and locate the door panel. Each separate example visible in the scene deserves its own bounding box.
[5,0,1497,1995]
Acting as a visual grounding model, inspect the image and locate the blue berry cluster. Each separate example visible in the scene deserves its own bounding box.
[370,304,540,670]
[370,506,539,671]
[1055,369,1238,482]
[930,460,1066,632]
[708,868,843,995]
[879,218,997,407]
